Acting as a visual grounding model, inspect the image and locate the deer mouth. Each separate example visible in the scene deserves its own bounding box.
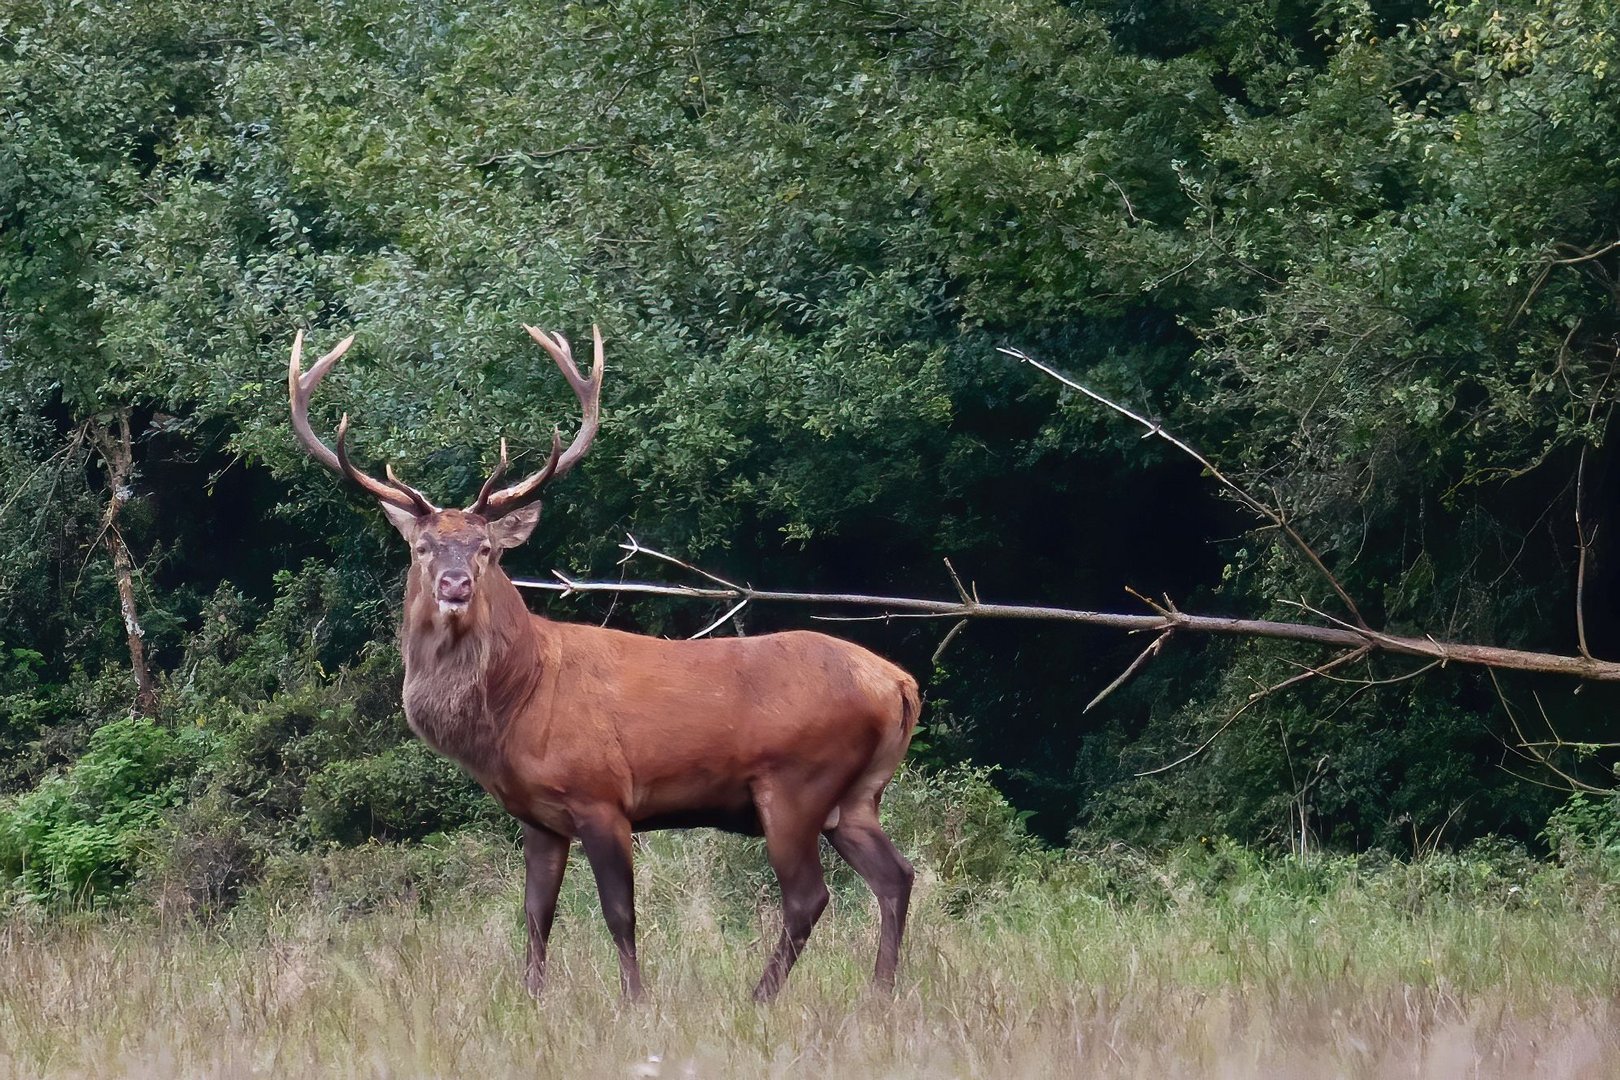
[435,584,474,615]
[436,571,473,612]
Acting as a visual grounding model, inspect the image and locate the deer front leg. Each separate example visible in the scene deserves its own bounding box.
[522,823,570,997]
[575,810,644,1001]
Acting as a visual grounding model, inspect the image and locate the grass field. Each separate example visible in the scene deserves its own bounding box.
[2,819,1616,1080]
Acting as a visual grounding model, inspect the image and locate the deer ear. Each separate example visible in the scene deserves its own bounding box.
[380,501,419,539]
[490,503,541,550]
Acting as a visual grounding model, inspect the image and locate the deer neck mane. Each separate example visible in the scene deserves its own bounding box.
[399,564,540,773]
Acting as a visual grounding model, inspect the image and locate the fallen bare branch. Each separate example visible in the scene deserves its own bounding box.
[513,542,1620,682]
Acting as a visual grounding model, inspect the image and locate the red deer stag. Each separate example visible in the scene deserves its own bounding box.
[288,325,920,1001]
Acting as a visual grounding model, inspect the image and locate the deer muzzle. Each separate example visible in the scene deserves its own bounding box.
[437,570,473,606]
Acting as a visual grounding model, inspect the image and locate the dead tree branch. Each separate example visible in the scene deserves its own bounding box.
[513,542,1620,683]
[1575,440,1597,660]
[1572,372,1614,660]
[1493,670,1620,794]
[1084,629,1174,714]
[512,345,1620,783]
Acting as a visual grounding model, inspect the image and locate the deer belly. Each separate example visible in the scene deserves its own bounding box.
[632,806,764,836]
[626,765,762,832]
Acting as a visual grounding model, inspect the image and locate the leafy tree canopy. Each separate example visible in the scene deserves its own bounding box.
[3,0,1619,859]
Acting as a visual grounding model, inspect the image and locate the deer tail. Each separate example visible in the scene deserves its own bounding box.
[899,676,922,735]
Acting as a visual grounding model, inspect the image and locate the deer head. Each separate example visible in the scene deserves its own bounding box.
[289,325,603,615]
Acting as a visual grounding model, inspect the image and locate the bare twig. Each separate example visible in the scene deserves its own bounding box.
[1575,442,1597,660]
[1102,174,1139,223]
[461,143,605,168]
[1125,585,1174,619]
[1000,347,1371,631]
[690,597,750,640]
[1085,629,1174,713]
[1551,238,1620,265]
[0,424,89,523]
[1572,383,1614,660]
[931,619,970,665]
[943,557,975,605]
[1288,655,1441,688]
[618,534,744,590]
[1493,670,1619,793]
[1135,647,1373,777]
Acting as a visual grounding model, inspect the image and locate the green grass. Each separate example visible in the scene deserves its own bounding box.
[1,828,1616,1079]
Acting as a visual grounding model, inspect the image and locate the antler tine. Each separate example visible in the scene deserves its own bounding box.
[334,416,437,512]
[469,438,513,516]
[384,462,438,516]
[289,331,439,515]
[523,324,603,482]
[289,330,355,476]
[470,324,603,517]
[470,427,562,516]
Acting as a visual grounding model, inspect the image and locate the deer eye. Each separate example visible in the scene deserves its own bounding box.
[414,542,432,557]
[478,543,492,557]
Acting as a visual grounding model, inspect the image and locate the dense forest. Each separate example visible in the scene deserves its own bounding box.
[3,0,1620,906]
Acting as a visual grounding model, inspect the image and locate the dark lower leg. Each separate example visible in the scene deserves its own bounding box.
[753,833,829,1002]
[577,813,644,1000]
[522,823,570,997]
[828,823,914,989]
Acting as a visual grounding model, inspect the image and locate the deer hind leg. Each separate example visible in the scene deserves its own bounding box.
[827,797,915,991]
[522,823,570,998]
[751,784,832,1003]
[575,809,645,1001]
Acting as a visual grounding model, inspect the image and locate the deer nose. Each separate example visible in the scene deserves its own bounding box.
[437,570,472,603]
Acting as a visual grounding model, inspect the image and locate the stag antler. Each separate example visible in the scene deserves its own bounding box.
[468,324,603,518]
[289,330,439,515]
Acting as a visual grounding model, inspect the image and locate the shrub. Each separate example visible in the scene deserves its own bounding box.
[302,739,498,844]
[0,717,213,904]
[196,644,416,837]
[0,645,70,792]
[881,764,1050,911]
[138,792,265,922]
[1543,792,1620,893]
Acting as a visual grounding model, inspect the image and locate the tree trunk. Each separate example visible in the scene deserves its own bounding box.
[92,410,157,716]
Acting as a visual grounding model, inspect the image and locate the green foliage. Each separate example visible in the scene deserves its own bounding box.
[0,645,67,791]
[1543,792,1620,885]
[194,639,491,845]
[1545,792,1620,850]
[302,740,499,844]
[0,717,212,903]
[3,0,1620,869]
[882,765,1049,909]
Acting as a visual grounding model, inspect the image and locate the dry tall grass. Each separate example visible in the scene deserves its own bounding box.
[1,825,1616,1079]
